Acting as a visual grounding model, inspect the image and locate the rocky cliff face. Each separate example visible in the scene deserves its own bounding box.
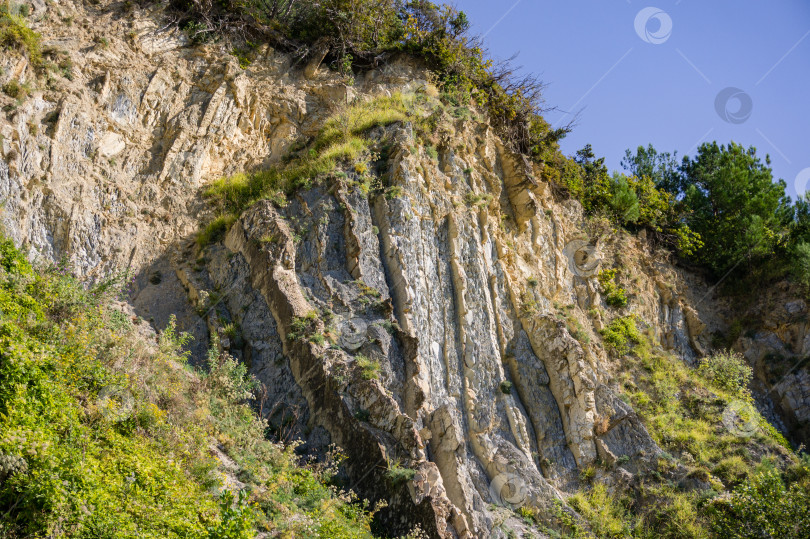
[2,1,807,537]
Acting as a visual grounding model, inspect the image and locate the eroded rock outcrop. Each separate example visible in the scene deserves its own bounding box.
[2,1,808,537]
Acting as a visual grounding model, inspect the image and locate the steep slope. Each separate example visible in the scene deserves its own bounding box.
[1,1,808,538]
[0,236,381,537]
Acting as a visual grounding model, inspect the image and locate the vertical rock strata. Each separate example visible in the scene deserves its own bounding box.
[1,3,807,536]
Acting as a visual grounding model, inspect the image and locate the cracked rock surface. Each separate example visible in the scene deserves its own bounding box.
[2,1,808,537]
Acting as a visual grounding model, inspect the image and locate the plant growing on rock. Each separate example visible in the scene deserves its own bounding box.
[599,315,640,355]
[384,185,404,200]
[697,350,752,396]
[206,94,414,220]
[597,268,628,308]
[0,236,376,536]
[198,214,237,247]
[463,192,493,207]
[1,79,25,99]
[385,458,416,485]
[707,463,810,539]
[287,311,323,344]
[0,1,41,64]
[355,354,380,380]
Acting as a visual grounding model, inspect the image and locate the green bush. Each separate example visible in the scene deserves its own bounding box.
[708,467,810,539]
[207,490,255,539]
[0,236,376,537]
[600,316,640,355]
[697,350,752,396]
[567,483,636,538]
[1,78,27,99]
[597,269,628,308]
[385,459,415,486]
[287,311,321,342]
[0,1,41,64]
[790,240,810,288]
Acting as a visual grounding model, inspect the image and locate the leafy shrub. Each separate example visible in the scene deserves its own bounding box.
[499,380,512,394]
[206,343,256,403]
[1,78,27,99]
[597,269,628,308]
[790,240,810,288]
[698,350,752,396]
[207,490,255,539]
[600,316,640,355]
[0,236,375,537]
[463,192,492,207]
[558,144,702,258]
[0,1,41,64]
[708,467,810,539]
[385,459,415,486]
[385,185,404,200]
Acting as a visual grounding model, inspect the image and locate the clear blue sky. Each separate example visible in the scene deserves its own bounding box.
[454,0,810,200]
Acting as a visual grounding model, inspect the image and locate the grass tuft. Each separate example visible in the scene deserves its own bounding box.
[204,93,420,222]
[355,354,381,380]
[197,214,237,247]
